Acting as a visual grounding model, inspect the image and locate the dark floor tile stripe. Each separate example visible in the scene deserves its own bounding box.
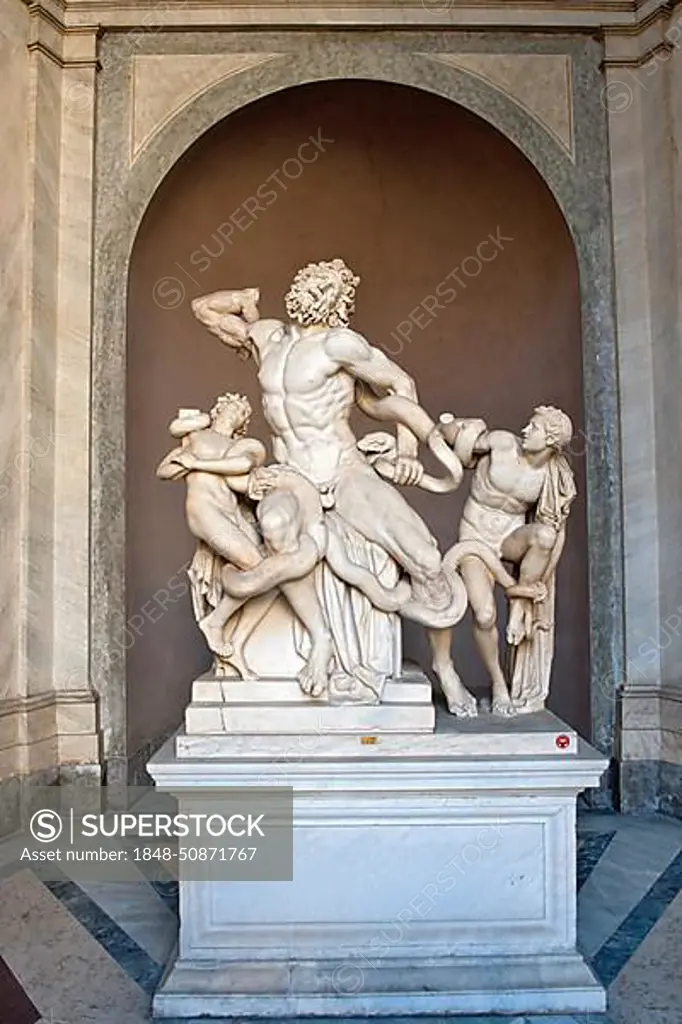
[0,953,41,1024]
[591,847,682,986]
[33,867,163,997]
[577,831,617,891]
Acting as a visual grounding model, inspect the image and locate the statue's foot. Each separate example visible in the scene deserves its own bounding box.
[506,601,527,646]
[492,692,517,717]
[298,635,333,699]
[219,643,253,680]
[436,666,478,718]
[329,670,381,705]
[447,692,478,718]
[199,617,234,658]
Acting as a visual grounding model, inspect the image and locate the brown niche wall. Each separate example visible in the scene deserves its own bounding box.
[127,79,587,761]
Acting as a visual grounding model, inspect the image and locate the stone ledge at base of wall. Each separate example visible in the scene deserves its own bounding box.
[617,684,682,817]
[0,762,102,839]
[578,757,617,812]
[0,689,102,837]
[620,759,682,818]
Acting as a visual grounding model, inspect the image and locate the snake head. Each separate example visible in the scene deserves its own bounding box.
[356,431,397,465]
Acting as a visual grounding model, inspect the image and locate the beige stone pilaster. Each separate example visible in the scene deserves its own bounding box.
[0,0,30,714]
[605,5,682,804]
[0,1,99,797]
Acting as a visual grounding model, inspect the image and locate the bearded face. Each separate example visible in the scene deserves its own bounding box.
[284,259,360,328]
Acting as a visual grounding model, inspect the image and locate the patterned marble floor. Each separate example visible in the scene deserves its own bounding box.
[0,811,681,1024]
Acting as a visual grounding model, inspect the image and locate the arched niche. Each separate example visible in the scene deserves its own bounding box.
[91,42,621,780]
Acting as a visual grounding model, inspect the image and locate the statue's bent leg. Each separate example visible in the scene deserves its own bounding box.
[280,578,333,698]
[196,522,263,658]
[220,592,279,679]
[191,507,262,568]
[460,555,514,715]
[253,491,332,698]
[199,594,243,658]
[428,627,477,717]
[219,536,333,694]
[502,523,556,584]
[501,525,555,645]
[335,469,440,578]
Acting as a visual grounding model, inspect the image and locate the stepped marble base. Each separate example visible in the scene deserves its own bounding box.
[153,950,603,1018]
[148,709,607,1019]
[184,666,435,736]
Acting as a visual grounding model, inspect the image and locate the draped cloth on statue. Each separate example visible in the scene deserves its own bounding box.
[510,452,577,709]
[186,519,401,698]
[294,512,401,703]
[188,542,223,622]
[536,452,576,531]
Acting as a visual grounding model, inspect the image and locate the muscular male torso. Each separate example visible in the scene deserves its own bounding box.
[462,432,547,543]
[254,323,363,487]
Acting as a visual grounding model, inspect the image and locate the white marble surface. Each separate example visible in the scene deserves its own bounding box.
[176,708,580,761]
[186,701,436,736]
[185,667,434,736]
[192,673,431,705]
[149,719,606,1018]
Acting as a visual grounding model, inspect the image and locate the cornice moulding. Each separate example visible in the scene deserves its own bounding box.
[26,2,99,65]
[26,0,642,31]
[20,2,682,78]
[604,0,681,63]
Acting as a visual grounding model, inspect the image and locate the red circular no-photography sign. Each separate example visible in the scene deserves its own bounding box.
[556,734,571,750]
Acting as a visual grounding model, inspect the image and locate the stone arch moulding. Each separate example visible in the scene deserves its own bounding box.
[92,36,622,796]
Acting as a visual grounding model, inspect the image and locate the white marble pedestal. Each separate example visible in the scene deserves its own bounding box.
[148,709,607,1018]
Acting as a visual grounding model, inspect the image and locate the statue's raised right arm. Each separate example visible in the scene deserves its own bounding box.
[191,288,282,363]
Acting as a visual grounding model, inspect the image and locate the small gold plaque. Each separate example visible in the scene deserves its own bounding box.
[360,736,378,745]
